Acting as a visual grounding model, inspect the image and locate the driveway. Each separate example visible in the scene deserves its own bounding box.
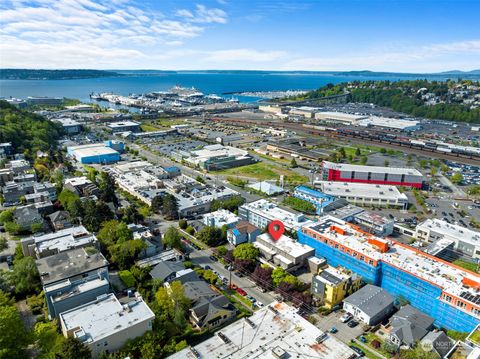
[313,310,366,344]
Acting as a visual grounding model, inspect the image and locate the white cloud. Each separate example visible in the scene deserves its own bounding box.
[176,4,227,24]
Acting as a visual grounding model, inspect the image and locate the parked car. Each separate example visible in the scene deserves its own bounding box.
[340,313,352,323]
[329,327,338,333]
[204,265,211,270]
[209,255,218,262]
[247,295,256,303]
[256,301,264,308]
[347,320,359,328]
[332,304,343,312]
[236,287,247,296]
[359,336,367,343]
[350,346,364,357]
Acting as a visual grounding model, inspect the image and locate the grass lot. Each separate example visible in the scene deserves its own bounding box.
[155,118,187,127]
[453,259,479,273]
[251,151,292,165]
[140,123,162,132]
[215,162,308,184]
[363,333,390,358]
[350,343,382,359]
[469,329,480,345]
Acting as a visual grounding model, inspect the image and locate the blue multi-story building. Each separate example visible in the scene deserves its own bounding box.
[293,185,344,214]
[298,216,480,332]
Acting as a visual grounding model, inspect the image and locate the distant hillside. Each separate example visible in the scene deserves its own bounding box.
[0,69,124,80]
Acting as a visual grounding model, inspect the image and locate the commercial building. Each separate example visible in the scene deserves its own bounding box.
[202,209,240,229]
[311,265,362,309]
[169,301,357,359]
[107,121,141,133]
[314,111,367,124]
[353,211,394,237]
[258,104,283,115]
[294,185,346,214]
[183,144,255,171]
[357,116,420,131]
[343,284,395,325]
[320,160,424,188]
[52,118,82,134]
[26,96,62,106]
[298,216,480,331]
[416,219,480,259]
[254,233,315,270]
[316,181,409,209]
[59,293,155,358]
[67,143,120,164]
[239,199,312,231]
[64,176,100,197]
[227,221,262,246]
[21,225,98,258]
[266,138,324,161]
[289,106,319,118]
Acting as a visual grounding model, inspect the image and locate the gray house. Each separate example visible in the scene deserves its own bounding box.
[343,284,395,325]
[149,261,199,284]
[387,305,434,347]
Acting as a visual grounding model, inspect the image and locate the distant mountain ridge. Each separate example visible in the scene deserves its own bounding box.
[0,69,124,80]
[1,68,479,80]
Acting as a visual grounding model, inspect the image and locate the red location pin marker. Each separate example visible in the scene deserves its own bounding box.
[268,220,285,241]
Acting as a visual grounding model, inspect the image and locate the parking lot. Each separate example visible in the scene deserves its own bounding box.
[313,310,366,344]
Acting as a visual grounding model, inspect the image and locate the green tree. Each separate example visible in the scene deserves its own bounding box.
[360,155,368,165]
[290,158,298,168]
[399,343,439,359]
[0,209,14,225]
[162,194,178,220]
[384,160,390,167]
[122,204,143,224]
[151,195,163,214]
[233,243,259,261]
[355,147,361,156]
[196,226,224,246]
[110,240,146,270]
[195,175,206,184]
[162,226,183,250]
[98,171,116,202]
[271,267,288,287]
[0,303,31,359]
[34,320,65,359]
[10,256,40,295]
[97,220,134,247]
[451,172,464,184]
[178,219,187,230]
[56,337,91,359]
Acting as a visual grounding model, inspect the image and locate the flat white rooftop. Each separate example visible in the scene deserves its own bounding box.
[189,144,249,162]
[169,301,357,359]
[72,146,119,158]
[417,219,480,246]
[59,293,154,345]
[241,199,311,230]
[203,209,240,227]
[315,111,367,122]
[33,225,97,255]
[256,233,314,259]
[107,121,140,128]
[357,116,420,130]
[317,181,409,201]
[323,160,423,177]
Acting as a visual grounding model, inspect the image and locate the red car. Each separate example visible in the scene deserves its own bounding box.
[236,287,247,296]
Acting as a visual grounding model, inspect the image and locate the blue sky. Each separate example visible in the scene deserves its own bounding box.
[1,0,479,72]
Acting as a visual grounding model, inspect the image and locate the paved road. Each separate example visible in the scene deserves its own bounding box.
[182,239,275,306]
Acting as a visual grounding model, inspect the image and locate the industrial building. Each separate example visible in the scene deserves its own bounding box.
[169,301,357,359]
[357,116,421,131]
[314,111,367,124]
[59,293,155,358]
[21,225,98,258]
[298,216,480,332]
[311,265,362,309]
[289,106,319,118]
[320,160,424,188]
[107,120,141,133]
[52,118,82,134]
[316,181,409,209]
[254,233,315,270]
[239,199,312,231]
[67,143,120,164]
[294,185,346,214]
[183,144,256,171]
[26,96,62,106]
[266,138,324,162]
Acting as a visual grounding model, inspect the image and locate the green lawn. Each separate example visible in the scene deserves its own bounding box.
[453,259,479,273]
[251,151,292,165]
[140,123,162,132]
[469,329,480,346]
[350,343,381,359]
[215,162,308,184]
[362,333,391,358]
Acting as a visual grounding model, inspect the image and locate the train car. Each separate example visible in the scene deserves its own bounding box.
[437,147,453,153]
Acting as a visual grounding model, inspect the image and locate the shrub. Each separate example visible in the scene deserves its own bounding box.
[119,270,136,288]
